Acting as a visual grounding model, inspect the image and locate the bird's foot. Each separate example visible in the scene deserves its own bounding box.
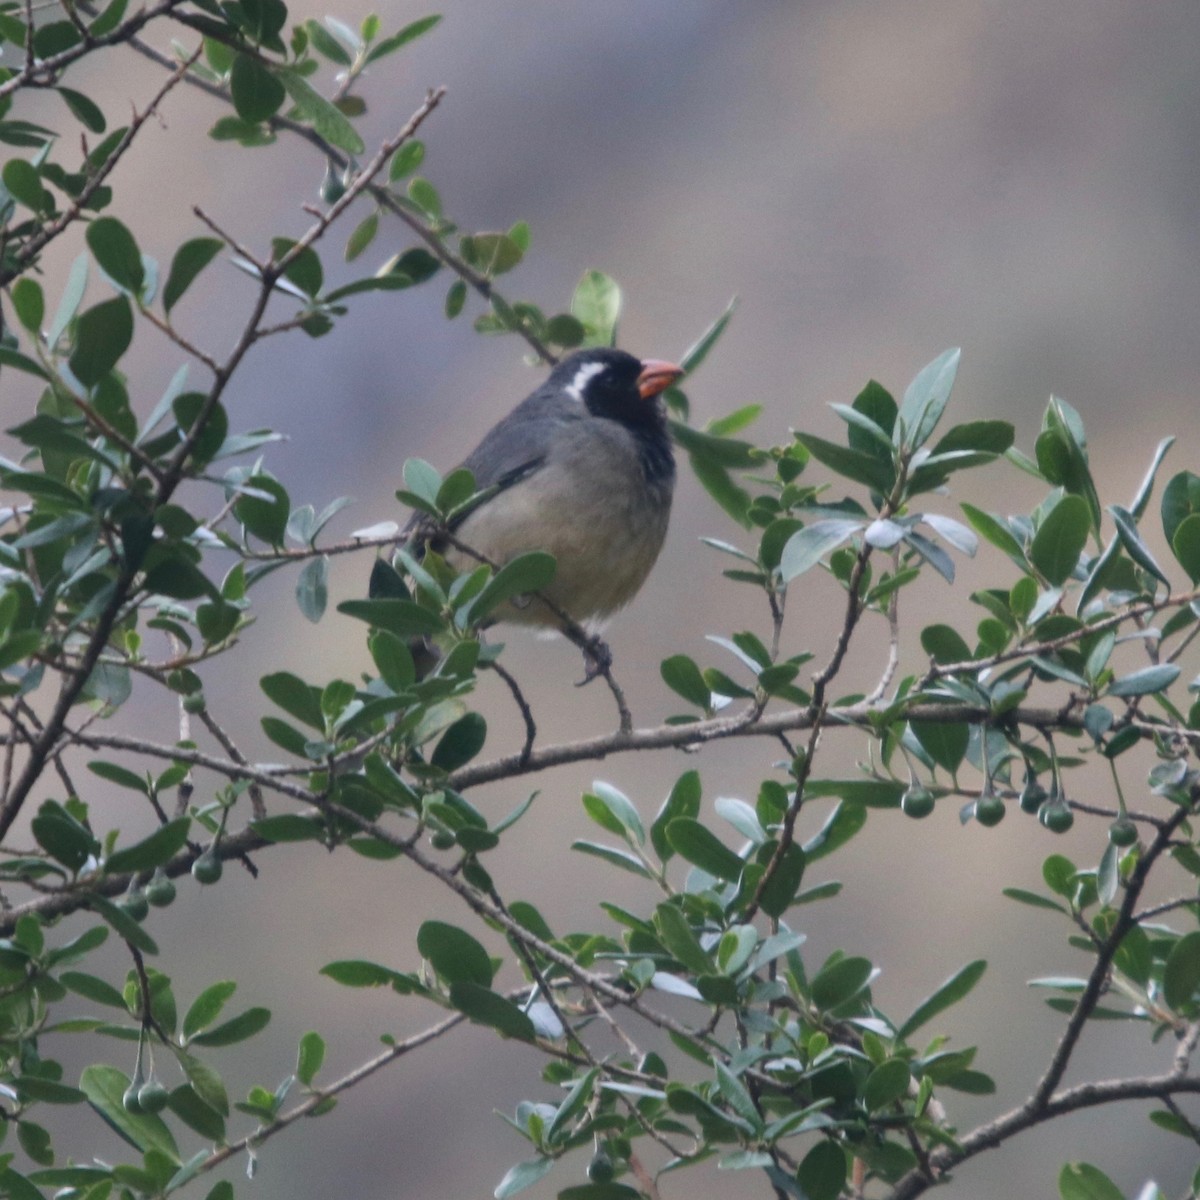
[575,635,613,687]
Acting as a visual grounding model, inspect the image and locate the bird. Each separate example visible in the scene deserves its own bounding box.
[398,347,684,670]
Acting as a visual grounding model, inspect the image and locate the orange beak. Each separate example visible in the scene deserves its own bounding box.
[637,359,684,399]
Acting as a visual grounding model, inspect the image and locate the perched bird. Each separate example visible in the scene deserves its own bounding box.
[402,347,683,654]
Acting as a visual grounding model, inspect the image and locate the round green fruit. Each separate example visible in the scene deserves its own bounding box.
[1039,800,1075,833]
[137,1080,170,1113]
[182,692,206,714]
[1019,780,1048,814]
[191,851,223,884]
[122,1084,144,1114]
[974,795,1006,827]
[118,891,149,922]
[146,873,177,907]
[901,786,935,819]
[587,1150,615,1184]
[1108,817,1138,847]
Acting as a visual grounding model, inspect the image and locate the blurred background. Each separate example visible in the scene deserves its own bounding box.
[9,1,1200,1196]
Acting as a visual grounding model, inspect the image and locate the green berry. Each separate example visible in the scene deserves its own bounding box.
[974,795,1006,827]
[1108,817,1138,847]
[118,891,149,922]
[1039,799,1074,834]
[122,1083,144,1114]
[901,786,935,819]
[191,851,223,884]
[182,692,206,714]
[146,873,177,907]
[1019,780,1048,814]
[429,830,456,851]
[587,1150,615,1183]
[137,1080,170,1113]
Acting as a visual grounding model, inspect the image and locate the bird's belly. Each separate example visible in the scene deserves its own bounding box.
[451,462,670,627]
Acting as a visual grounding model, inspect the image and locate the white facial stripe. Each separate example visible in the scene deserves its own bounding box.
[565,361,607,403]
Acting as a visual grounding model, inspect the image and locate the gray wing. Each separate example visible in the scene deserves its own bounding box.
[404,391,579,540]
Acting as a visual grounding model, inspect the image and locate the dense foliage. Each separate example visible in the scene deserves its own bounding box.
[0,6,1198,1200]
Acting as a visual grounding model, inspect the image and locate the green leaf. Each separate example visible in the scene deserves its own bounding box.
[688,450,753,527]
[260,671,324,729]
[87,894,158,955]
[14,1077,87,1104]
[571,269,620,347]
[105,818,191,874]
[896,348,960,451]
[251,813,325,842]
[163,237,223,313]
[364,13,442,63]
[431,712,487,771]
[494,1156,554,1199]
[337,597,443,638]
[80,1064,180,1161]
[897,960,986,1039]
[1162,469,1200,545]
[297,1030,325,1086]
[931,420,1014,456]
[584,781,645,846]
[320,959,415,989]
[469,551,557,621]
[862,1057,911,1110]
[167,1083,226,1141]
[1110,504,1170,587]
[417,920,494,987]
[679,296,737,374]
[389,138,425,180]
[3,158,50,212]
[295,555,328,623]
[1163,930,1200,1011]
[1029,494,1090,586]
[305,18,353,64]
[757,844,806,919]
[651,770,701,862]
[779,519,863,582]
[31,801,98,871]
[571,840,653,878]
[665,818,745,881]
[655,903,713,974]
[270,238,324,297]
[796,1140,847,1200]
[58,86,107,132]
[1130,436,1175,518]
[810,955,873,1009]
[1037,397,1101,533]
[1058,1162,1125,1200]
[182,981,237,1039]
[188,1006,271,1047]
[960,503,1029,569]
[910,719,969,774]
[447,981,535,1040]
[85,216,144,294]
[1108,663,1179,697]
[69,295,133,386]
[345,211,379,262]
[1170,513,1200,583]
[794,433,894,492]
[461,232,523,276]
[88,760,149,793]
[10,277,45,332]
[278,69,365,154]
[1002,887,1067,913]
[60,970,126,1008]
[661,654,711,709]
[919,623,971,664]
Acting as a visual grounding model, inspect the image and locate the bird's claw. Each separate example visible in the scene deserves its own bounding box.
[575,636,613,687]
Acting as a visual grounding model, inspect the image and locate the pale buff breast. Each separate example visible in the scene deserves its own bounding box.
[448,420,673,628]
